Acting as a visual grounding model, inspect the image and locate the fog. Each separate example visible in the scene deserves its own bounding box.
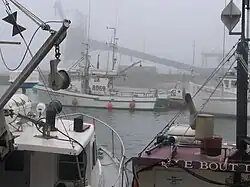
[0,0,243,72]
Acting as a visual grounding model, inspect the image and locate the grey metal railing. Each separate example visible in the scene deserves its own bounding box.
[57,112,126,187]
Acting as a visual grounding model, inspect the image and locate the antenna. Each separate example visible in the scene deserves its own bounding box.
[0,41,21,45]
[192,40,195,65]
[79,0,92,94]
[87,0,91,44]
[107,27,118,71]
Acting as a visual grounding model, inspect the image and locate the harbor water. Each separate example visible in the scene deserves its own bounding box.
[63,107,248,158]
[1,85,248,158]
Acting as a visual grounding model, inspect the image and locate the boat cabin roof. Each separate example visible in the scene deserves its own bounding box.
[11,119,94,155]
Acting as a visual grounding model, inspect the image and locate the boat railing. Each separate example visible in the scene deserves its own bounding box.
[58,112,127,187]
[110,90,156,98]
[110,89,169,98]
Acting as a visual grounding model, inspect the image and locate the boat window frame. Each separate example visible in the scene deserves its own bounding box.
[224,80,229,88]
[231,80,237,87]
[92,140,97,168]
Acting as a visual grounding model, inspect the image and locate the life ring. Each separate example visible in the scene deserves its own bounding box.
[72,98,78,106]
[129,100,136,109]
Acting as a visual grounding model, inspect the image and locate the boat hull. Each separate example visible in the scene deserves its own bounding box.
[186,82,249,118]
[33,85,157,110]
[193,97,250,118]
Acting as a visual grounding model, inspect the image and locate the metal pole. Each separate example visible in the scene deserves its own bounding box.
[221,0,227,97]
[246,0,250,39]
[236,0,248,150]
[0,41,21,45]
[0,20,70,109]
[192,40,195,65]
[112,28,116,70]
[111,130,115,157]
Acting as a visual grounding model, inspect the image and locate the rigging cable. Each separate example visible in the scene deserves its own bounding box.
[180,55,237,140]
[138,41,239,156]
[0,25,39,71]
[0,1,74,146]
[0,0,61,71]
[67,56,85,71]
[2,2,87,183]
[129,58,238,187]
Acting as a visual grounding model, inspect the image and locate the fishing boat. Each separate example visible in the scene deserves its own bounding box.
[167,82,186,109]
[187,70,250,118]
[0,2,127,187]
[129,1,250,186]
[32,39,167,111]
[31,0,168,111]
[32,67,160,110]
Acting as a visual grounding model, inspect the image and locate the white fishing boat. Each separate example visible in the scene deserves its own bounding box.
[187,70,250,118]
[32,27,167,110]
[167,82,186,109]
[33,69,158,110]
[0,3,127,187]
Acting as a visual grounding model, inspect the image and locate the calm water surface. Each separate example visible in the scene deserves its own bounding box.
[0,85,248,158]
[63,107,247,158]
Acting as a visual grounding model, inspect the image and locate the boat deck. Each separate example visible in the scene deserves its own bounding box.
[11,119,94,155]
[133,143,250,173]
[100,148,126,187]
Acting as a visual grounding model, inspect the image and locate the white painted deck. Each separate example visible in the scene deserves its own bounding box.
[12,119,94,155]
[100,149,126,187]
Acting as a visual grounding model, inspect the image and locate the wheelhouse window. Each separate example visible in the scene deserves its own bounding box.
[224,80,229,88]
[231,80,237,87]
[94,77,100,82]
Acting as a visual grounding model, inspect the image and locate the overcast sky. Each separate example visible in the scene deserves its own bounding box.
[0,0,243,72]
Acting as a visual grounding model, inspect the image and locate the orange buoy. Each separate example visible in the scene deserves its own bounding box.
[129,100,136,109]
[107,101,113,109]
[72,98,78,106]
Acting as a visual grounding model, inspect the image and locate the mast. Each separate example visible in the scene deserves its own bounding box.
[221,0,250,185]
[191,40,195,78]
[192,40,195,66]
[81,43,90,94]
[81,0,92,94]
[107,27,118,89]
[221,0,227,97]
[107,27,118,71]
[236,0,248,151]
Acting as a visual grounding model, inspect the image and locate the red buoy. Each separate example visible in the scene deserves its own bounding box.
[129,100,136,109]
[72,98,78,106]
[107,101,113,109]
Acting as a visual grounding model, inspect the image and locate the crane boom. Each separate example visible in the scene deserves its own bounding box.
[117,60,142,76]
[0,41,21,45]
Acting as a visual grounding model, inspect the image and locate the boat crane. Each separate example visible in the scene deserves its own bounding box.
[0,0,71,160]
[0,41,21,45]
